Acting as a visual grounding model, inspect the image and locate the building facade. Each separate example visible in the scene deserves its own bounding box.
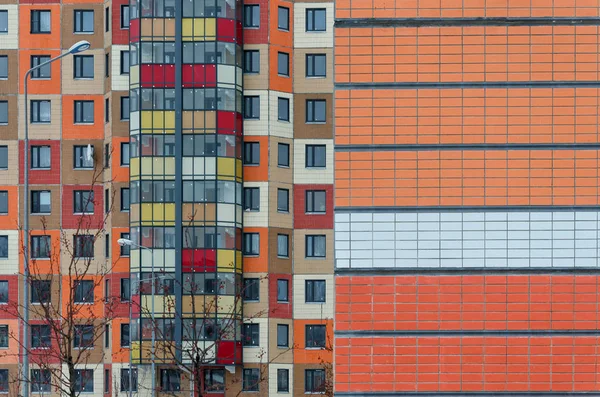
[334,0,600,394]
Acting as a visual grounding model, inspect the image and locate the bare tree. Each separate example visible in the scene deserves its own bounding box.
[0,150,120,397]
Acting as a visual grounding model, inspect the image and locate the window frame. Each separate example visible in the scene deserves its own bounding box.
[242,232,259,256]
[243,95,260,119]
[0,101,6,124]
[73,235,95,258]
[31,55,51,79]
[277,52,289,76]
[30,100,51,123]
[73,55,94,79]
[120,323,130,347]
[120,188,130,211]
[31,145,51,169]
[306,280,326,303]
[74,100,95,124]
[120,5,130,29]
[305,144,326,168]
[277,369,289,393]
[242,368,260,392]
[277,143,289,167]
[277,97,289,122]
[0,56,7,80]
[0,325,8,348]
[73,145,94,169]
[159,369,181,392]
[306,235,326,258]
[305,369,326,393]
[277,279,289,302]
[306,8,326,32]
[120,96,130,120]
[243,278,259,302]
[31,369,51,393]
[73,9,94,33]
[73,190,94,214]
[243,4,259,28]
[242,323,259,347]
[243,187,259,212]
[277,234,289,258]
[30,280,50,304]
[306,190,326,213]
[0,236,6,259]
[73,324,94,348]
[74,280,95,303]
[120,51,130,74]
[0,281,7,304]
[243,50,259,74]
[74,369,94,393]
[305,324,326,348]
[277,188,289,213]
[306,54,327,78]
[243,142,260,165]
[30,10,51,34]
[31,324,51,348]
[0,10,7,34]
[31,234,51,259]
[0,192,7,214]
[306,99,327,123]
[277,6,289,31]
[120,233,131,256]
[120,368,138,392]
[276,324,289,347]
[0,147,6,170]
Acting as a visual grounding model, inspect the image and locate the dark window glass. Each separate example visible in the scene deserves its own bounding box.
[31,100,51,123]
[120,5,130,28]
[306,235,326,258]
[74,55,94,78]
[105,7,109,31]
[31,235,51,258]
[104,368,109,394]
[73,190,94,214]
[0,281,7,303]
[74,280,94,302]
[277,279,288,301]
[277,234,288,258]
[306,190,326,213]
[31,191,51,215]
[74,100,94,123]
[31,10,51,33]
[0,147,5,170]
[243,96,260,119]
[277,369,289,392]
[120,278,130,300]
[74,10,94,33]
[243,5,259,27]
[277,324,288,347]
[243,278,259,301]
[74,325,94,348]
[120,51,130,74]
[0,326,6,348]
[277,6,289,30]
[0,11,7,33]
[306,280,326,303]
[0,102,6,124]
[243,50,259,73]
[31,280,50,304]
[31,55,51,78]
[31,369,51,393]
[277,97,289,121]
[306,99,326,123]
[277,189,289,212]
[277,52,289,76]
[104,144,110,168]
[0,56,7,79]
[120,323,130,347]
[74,369,94,393]
[120,233,130,256]
[31,146,51,169]
[121,142,130,165]
[243,187,259,211]
[243,233,259,256]
[159,369,180,392]
[306,8,326,31]
[204,370,224,393]
[306,54,326,77]
[305,369,326,393]
[74,145,94,168]
[243,142,259,165]
[242,368,259,391]
[0,370,7,393]
[0,236,6,259]
[104,324,109,348]
[105,233,110,257]
[242,323,259,346]
[277,143,289,167]
[31,325,51,348]
[120,97,130,120]
[121,188,130,211]
[306,324,326,348]
[105,98,109,122]
[306,145,326,167]
[74,235,94,258]
[120,368,137,392]
[0,192,7,214]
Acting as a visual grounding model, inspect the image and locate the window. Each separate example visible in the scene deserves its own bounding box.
[306,280,326,303]
[0,326,7,347]
[306,235,326,258]
[120,51,130,74]
[74,325,94,348]
[104,144,110,168]
[306,99,326,123]
[0,147,7,170]
[105,7,109,31]
[0,11,7,33]
[120,97,130,120]
[0,192,7,214]
[277,143,289,167]
[278,6,289,30]
[277,189,289,212]
[31,235,51,259]
[120,5,130,28]
[74,235,94,258]
[74,369,94,393]
[104,324,109,348]
[306,54,326,77]
[243,187,259,211]
[306,190,326,213]
[0,102,7,124]
[0,281,6,303]
[277,369,289,393]
[0,237,6,259]
[31,10,51,33]
[105,98,109,122]
[120,323,130,347]
[74,145,94,168]
[31,280,50,304]
[243,50,259,73]
[204,370,224,392]
[31,100,51,123]
[277,52,289,76]
[120,368,137,392]
[243,278,259,301]
[121,278,130,300]
[104,189,109,213]
[243,142,259,165]
[0,56,7,79]
[243,233,259,256]
[243,323,259,346]
[306,145,326,167]
[242,368,259,392]
[74,55,94,78]
[306,324,326,348]
[104,369,109,394]
[31,369,51,393]
[31,55,51,78]
[278,97,289,121]
[305,369,325,393]
[74,280,94,302]
[31,325,51,348]
[277,324,288,347]
[74,190,94,214]
[120,188,130,211]
[243,96,260,119]
[277,279,289,302]
[32,146,51,169]
[74,10,94,33]
[277,234,289,258]
[120,233,130,256]
[105,53,109,77]
[0,370,7,393]
[160,369,180,392]
[243,5,259,27]
[74,100,94,123]
[306,8,326,31]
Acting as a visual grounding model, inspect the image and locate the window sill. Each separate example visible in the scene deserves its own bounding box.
[120,26,130,30]
[305,212,326,215]
[305,347,326,350]
[30,32,51,34]
[306,257,327,260]
[30,122,51,125]
[277,164,290,168]
[277,119,290,123]
[73,123,94,126]
[243,26,260,29]
[120,209,130,213]
[31,168,51,171]
[31,257,51,260]
[74,31,94,34]
[73,168,94,170]
[74,302,94,305]
[0,78,6,81]
[306,76,326,79]
[73,213,95,216]
[278,74,290,78]
[305,301,326,304]
[305,122,326,125]
[243,71,260,75]
[277,210,289,214]
[120,164,130,167]
[30,78,51,81]
[243,164,259,167]
[305,166,327,169]
[277,256,289,259]
[74,78,95,80]
[31,213,51,216]
[276,300,289,304]
[243,254,259,257]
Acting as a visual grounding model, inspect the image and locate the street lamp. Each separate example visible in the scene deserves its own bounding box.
[22,40,90,397]
[117,238,156,397]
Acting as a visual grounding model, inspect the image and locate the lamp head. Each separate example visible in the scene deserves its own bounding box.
[68,40,91,54]
[117,238,133,247]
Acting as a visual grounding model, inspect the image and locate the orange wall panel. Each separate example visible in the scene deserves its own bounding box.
[61,95,105,140]
[19,5,62,51]
[293,319,333,364]
[19,50,62,95]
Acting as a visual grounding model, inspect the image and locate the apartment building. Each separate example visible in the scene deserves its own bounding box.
[334,0,600,394]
